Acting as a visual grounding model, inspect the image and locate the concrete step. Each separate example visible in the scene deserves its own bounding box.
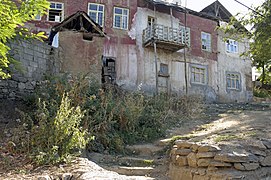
[126,144,165,156]
[105,166,154,177]
[117,156,166,167]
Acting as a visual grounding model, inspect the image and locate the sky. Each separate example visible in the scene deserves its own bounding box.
[185,0,264,15]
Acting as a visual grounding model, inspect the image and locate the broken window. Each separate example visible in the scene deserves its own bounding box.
[191,65,207,85]
[226,39,238,53]
[88,3,104,26]
[48,2,64,22]
[226,73,241,90]
[148,16,155,26]
[201,32,211,52]
[102,57,116,83]
[113,7,129,30]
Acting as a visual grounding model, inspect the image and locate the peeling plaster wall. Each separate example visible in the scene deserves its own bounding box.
[58,31,104,81]
[101,0,138,90]
[24,0,252,102]
[135,7,218,101]
[217,30,253,102]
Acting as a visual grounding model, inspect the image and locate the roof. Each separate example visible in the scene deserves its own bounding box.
[200,0,232,22]
[51,11,105,36]
[144,0,220,22]
[48,11,105,45]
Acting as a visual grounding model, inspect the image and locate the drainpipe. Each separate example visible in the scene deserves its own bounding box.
[154,5,159,95]
[170,7,174,40]
[184,0,188,95]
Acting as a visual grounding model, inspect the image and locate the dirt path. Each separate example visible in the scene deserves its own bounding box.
[1,101,271,179]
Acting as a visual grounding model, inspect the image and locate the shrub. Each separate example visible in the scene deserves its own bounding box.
[30,94,89,164]
[18,74,203,159]
[253,87,271,98]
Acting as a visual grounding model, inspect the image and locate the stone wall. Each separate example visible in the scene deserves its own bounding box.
[169,140,271,180]
[0,39,59,99]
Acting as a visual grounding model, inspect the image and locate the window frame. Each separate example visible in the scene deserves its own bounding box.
[226,39,238,53]
[180,26,191,47]
[159,63,169,77]
[88,3,105,27]
[113,7,129,30]
[226,72,241,91]
[47,1,64,22]
[190,64,208,85]
[201,32,212,52]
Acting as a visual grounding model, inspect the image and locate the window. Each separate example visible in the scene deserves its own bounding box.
[191,66,207,85]
[48,2,64,22]
[180,26,191,47]
[201,32,211,52]
[88,3,104,26]
[113,7,129,30]
[226,39,238,53]
[34,14,41,20]
[148,16,155,26]
[226,73,241,90]
[102,57,116,83]
[159,63,169,76]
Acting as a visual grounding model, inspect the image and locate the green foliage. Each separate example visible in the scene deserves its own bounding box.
[30,94,89,164]
[33,74,203,154]
[0,0,49,79]
[13,74,203,163]
[253,87,271,98]
[16,93,89,165]
[220,1,271,85]
[214,134,239,143]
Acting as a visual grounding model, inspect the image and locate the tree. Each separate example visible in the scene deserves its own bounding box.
[0,0,49,79]
[224,0,271,85]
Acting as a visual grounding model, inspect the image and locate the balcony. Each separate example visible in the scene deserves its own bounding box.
[143,24,190,51]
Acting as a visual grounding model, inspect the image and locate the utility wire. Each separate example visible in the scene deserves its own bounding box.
[233,0,264,17]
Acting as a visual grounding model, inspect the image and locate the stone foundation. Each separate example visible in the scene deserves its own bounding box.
[169,139,271,180]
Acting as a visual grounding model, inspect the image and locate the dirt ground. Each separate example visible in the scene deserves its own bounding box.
[0,99,271,179]
[168,102,271,148]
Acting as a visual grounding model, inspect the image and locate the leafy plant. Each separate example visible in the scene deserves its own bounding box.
[253,87,271,98]
[0,0,49,78]
[30,94,90,164]
[17,74,203,160]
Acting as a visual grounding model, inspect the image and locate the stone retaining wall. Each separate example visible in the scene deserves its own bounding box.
[0,39,60,99]
[169,139,271,180]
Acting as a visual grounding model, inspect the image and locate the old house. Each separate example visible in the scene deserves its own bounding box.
[23,0,252,102]
[48,11,105,79]
[201,1,253,102]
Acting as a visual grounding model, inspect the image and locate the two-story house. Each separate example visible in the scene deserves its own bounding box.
[24,0,252,102]
[201,1,253,102]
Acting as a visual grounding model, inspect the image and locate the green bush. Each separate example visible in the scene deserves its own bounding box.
[18,74,203,160]
[30,94,89,164]
[253,87,271,98]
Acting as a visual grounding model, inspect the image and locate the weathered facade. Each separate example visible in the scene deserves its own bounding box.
[201,1,253,102]
[19,0,252,102]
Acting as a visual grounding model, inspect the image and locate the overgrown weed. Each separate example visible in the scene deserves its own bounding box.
[9,74,204,165]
